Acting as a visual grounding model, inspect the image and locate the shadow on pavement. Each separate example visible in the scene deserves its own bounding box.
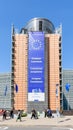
[58,118,71,123]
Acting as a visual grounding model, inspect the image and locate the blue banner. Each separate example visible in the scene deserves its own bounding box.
[28,32,45,101]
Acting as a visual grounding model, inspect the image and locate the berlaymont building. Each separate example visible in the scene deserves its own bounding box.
[0,18,63,112]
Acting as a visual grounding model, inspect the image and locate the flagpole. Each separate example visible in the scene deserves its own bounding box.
[68,91,69,111]
[56,85,58,116]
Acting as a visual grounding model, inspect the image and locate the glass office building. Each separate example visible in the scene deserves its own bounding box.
[63,70,73,110]
[0,73,11,109]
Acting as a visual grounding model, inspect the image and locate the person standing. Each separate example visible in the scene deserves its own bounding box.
[2,110,7,120]
[44,109,47,118]
[10,109,14,119]
[47,108,52,118]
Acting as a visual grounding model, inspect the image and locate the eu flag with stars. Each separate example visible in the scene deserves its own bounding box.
[15,84,18,93]
[65,83,70,92]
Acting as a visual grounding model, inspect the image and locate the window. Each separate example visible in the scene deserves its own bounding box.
[39,21,42,31]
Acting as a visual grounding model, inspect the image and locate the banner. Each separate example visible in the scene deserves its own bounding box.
[28,32,45,101]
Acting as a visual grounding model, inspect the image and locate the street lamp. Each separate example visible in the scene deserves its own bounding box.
[56,84,60,117]
[65,83,70,111]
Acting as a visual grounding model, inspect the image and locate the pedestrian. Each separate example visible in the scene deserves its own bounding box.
[47,108,52,118]
[2,110,7,120]
[44,109,47,118]
[10,109,14,119]
[31,108,38,119]
[16,110,22,122]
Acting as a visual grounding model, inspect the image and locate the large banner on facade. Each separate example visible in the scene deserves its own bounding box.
[28,32,45,101]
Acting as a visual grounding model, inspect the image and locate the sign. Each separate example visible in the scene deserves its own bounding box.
[28,32,45,101]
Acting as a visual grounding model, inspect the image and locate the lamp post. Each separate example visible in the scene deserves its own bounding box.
[56,84,60,117]
[65,83,70,111]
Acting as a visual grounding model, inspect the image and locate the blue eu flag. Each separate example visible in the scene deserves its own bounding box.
[15,84,18,93]
[65,83,70,92]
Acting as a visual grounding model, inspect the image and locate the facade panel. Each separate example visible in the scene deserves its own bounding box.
[12,34,28,111]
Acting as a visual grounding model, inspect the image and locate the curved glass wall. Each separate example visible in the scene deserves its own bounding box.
[25,18,55,33]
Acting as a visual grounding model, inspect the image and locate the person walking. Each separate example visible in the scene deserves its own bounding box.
[31,108,38,119]
[16,110,22,122]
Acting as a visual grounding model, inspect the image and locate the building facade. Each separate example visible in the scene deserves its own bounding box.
[0,73,11,109]
[11,18,62,112]
[63,70,73,110]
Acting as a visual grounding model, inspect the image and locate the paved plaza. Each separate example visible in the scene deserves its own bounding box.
[0,114,73,128]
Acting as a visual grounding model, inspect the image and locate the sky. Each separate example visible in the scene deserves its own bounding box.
[0,0,73,73]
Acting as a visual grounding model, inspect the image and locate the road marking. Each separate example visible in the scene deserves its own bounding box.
[3,127,8,129]
[0,127,9,130]
[70,128,73,130]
